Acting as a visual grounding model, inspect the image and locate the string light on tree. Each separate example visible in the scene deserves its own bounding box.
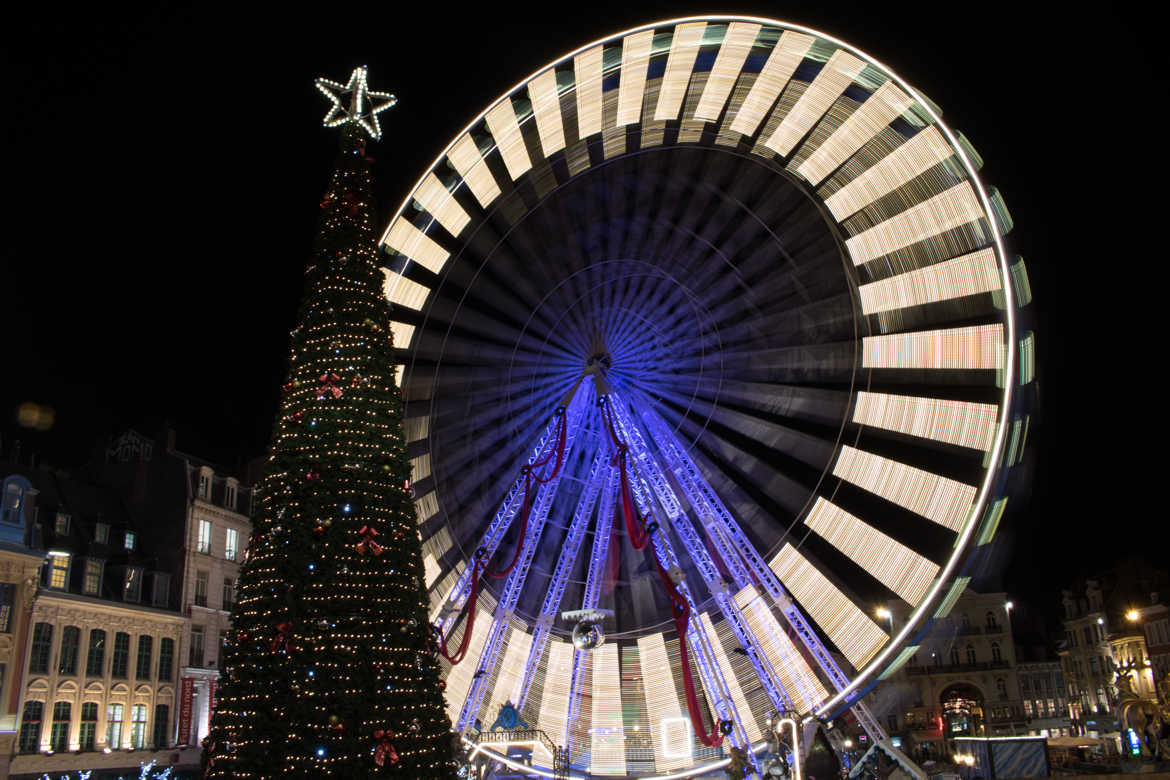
[202,69,455,779]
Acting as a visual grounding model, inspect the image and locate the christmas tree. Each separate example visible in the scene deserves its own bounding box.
[204,68,456,779]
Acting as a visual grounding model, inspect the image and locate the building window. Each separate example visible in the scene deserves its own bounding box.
[2,477,29,526]
[992,642,1002,662]
[50,701,71,752]
[194,570,209,607]
[950,647,959,665]
[158,637,174,681]
[55,512,70,535]
[111,632,130,678]
[86,630,106,676]
[1024,699,1033,717]
[136,635,153,680]
[190,625,204,667]
[124,567,142,602]
[131,704,148,749]
[106,703,124,749]
[997,678,1008,697]
[153,704,169,748]
[80,702,98,751]
[84,559,103,595]
[30,622,53,674]
[986,611,998,630]
[198,519,212,554]
[1083,626,1093,645]
[124,531,136,550]
[95,522,109,544]
[19,701,43,753]
[225,527,239,561]
[222,577,235,610]
[0,582,14,632]
[219,630,228,667]
[967,644,977,665]
[58,626,81,676]
[48,552,70,589]
[934,652,942,666]
[198,472,210,499]
[225,483,236,511]
[152,572,170,607]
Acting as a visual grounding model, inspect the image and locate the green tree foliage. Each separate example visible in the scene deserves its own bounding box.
[204,124,455,779]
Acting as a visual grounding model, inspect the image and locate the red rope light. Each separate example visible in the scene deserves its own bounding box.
[439,557,484,664]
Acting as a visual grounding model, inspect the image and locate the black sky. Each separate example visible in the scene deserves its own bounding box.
[3,2,1166,627]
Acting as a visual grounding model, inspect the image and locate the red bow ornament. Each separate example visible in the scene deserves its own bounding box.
[373,728,399,766]
[317,373,343,399]
[343,192,360,216]
[270,621,296,653]
[356,525,384,556]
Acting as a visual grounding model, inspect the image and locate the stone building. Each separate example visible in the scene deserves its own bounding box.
[0,469,49,780]
[1015,659,1071,736]
[1,461,191,779]
[867,589,1024,756]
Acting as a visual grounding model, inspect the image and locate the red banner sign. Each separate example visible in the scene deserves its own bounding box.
[179,676,195,745]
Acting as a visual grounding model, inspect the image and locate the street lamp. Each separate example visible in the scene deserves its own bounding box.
[1126,609,1140,622]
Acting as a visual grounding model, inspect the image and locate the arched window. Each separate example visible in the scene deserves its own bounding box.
[950,647,960,665]
[992,642,1002,662]
[986,611,998,629]
[967,644,977,665]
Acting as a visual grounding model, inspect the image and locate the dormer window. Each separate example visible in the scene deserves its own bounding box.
[225,480,237,511]
[1,477,29,526]
[198,470,211,500]
[124,567,142,602]
[95,522,109,544]
[55,512,71,535]
[48,551,71,590]
[124,531,137,550]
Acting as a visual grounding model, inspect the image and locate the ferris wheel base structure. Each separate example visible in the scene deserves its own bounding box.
[372,15,1036,779]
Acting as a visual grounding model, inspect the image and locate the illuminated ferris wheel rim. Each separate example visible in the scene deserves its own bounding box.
[378,14,1021,776]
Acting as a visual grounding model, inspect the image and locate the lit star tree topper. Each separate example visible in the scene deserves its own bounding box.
[315,66,398,140]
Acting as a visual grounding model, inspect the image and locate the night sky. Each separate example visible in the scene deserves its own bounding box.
[4,2,1165,628]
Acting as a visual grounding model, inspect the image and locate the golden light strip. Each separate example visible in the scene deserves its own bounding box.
[421,526,453,587]
[487,621,534,714]
[763,49,865,157]
[694,22,761,121]
[733,588,829,712]
[538,640,574,743]
[769,544,887,669]
[413,490,440,524]
[824,125,955,221]
[382,217,449,274]
[728,30,814,137]
[805,497,940,605]
[527,69,567,157]
[485,100,533,181]
[444,590,498,723]
[410,171,471,237]
[403,415,429,443]
[429,564,463,620]
[409,453,432,482]
[797,81,912,185]
[861,323,1004,370]
[859,248,1001,314]
[603,89,626,159]
[447,133,500,208]
[380,269,430,311]
[697,612,763,743]
[637,633,688,771]
[389,321,415,350]
[845,180,985,265]
[833,445,975,531]
[654,22,706,121]
[852,391,999,451]
[575,45,605,138]
[589,643,626,775]
[394,364,404,389]
[617,30,655,126]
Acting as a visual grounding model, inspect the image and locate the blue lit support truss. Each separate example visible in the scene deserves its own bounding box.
[515,449,611,709]
[563,466,618,751]
[638,405,887,741]
[433,390,587,639]
[455,391,592,731]
[608,394,796,718]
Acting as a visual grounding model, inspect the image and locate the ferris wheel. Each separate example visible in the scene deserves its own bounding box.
[378,16,1033,779]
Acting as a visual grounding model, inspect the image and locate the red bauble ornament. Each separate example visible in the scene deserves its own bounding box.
[305,470,320,482]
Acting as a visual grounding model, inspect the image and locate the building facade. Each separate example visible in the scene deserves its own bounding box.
[0,470,48,780]
[1015,661,1071,736]
[868,589,1025,754]
[177,463,251,747]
